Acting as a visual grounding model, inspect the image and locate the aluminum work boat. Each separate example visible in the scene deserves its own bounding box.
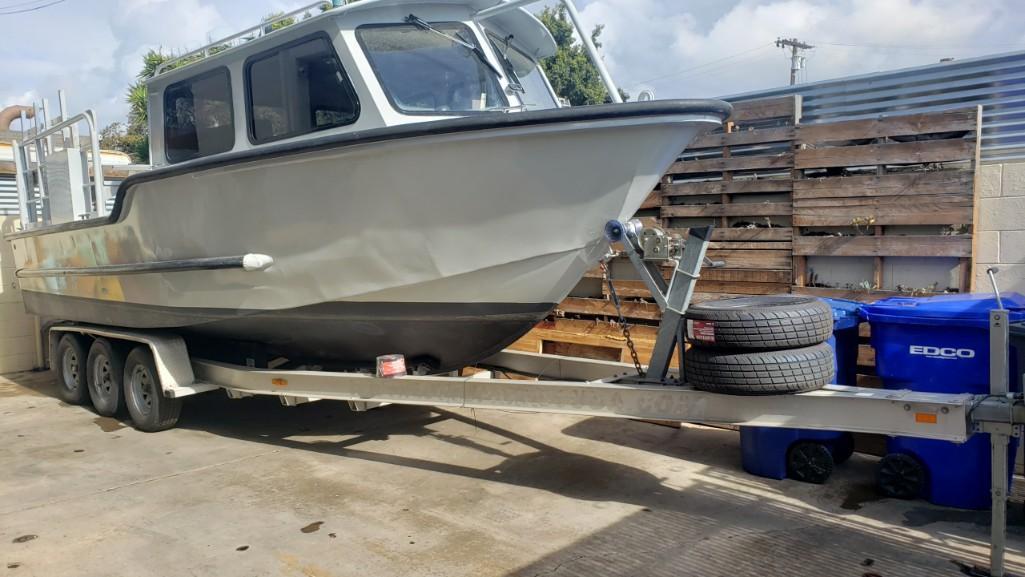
[5,0,730,371]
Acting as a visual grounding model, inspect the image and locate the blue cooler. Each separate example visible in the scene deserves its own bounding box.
[862,293,1025,509]
[740,298,861,482]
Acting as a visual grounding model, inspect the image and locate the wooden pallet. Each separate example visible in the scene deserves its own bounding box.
[507,317,675,368]
[659,96,802,301]
[792,107,982,294]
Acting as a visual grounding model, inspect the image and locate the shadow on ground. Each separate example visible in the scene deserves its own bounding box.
[4,370,1023,577]
[171,391,1024,577]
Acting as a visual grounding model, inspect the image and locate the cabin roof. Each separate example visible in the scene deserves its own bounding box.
[146,0,555,86]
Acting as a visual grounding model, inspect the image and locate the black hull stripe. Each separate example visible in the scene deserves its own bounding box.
[4,100,730,241]
[16,255,256,278]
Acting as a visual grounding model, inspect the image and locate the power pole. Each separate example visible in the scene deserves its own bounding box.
[776,37,814,85]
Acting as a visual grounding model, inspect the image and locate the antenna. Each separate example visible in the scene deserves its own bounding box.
[775,37,814,85]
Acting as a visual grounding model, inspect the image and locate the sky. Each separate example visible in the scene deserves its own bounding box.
[1,0,1024,129]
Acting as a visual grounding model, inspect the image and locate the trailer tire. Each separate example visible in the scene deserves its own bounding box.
[86,338,126,417]
[54,334,91,405]
[123,346,181,432]
[685,342,834,395]
[684,295,833,350]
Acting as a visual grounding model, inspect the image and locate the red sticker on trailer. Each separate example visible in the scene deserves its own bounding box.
[687,320,715,343]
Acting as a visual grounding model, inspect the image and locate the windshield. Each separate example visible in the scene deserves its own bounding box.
[357,22,509,115]
[488,35,558,111]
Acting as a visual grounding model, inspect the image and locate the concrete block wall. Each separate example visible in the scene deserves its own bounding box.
[0,215,38,373]
[975,162,1025,293]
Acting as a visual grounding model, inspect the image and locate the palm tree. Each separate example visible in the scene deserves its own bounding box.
[126,50,171,131]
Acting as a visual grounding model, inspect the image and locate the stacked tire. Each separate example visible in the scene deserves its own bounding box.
[684,295,836,395]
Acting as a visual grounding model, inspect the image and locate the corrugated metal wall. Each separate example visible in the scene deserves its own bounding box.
[0,176,119,217]
[0,176,17,216]
[723,49,1025,163]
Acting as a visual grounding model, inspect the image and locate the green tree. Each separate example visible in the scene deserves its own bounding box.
[537,6,627,106]
[98,121,148,163]
[99,49,171,163]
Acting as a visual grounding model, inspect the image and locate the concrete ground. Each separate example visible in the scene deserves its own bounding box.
[1,370,1023,577]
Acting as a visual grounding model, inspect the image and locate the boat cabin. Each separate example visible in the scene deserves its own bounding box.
[146,0,562,167]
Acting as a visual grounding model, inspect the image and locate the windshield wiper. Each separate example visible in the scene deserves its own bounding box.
[494,36,525,93]
[405,14,504,80]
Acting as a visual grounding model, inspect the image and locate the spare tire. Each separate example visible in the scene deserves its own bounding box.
[686,342,834,395]
[685,295,833,350]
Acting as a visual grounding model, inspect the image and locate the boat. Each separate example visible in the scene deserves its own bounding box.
[5,0,730,372]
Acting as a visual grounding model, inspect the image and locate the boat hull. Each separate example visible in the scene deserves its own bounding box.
[8,102,728,369]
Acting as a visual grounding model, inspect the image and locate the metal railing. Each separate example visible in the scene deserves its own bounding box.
[12,105,106,228]
[153,1,338,77]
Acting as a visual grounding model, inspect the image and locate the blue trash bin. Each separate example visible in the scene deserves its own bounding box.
[740,298,861,482]
[862,293,1025,509]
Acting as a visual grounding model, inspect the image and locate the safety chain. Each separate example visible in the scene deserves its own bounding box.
[601,261,645,377]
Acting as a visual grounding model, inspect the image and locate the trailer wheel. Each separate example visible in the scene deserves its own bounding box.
[685,342,834,395]
[123,346,181,432]
[86,338,126,417]
[684,296,833,350]
[54,334,91,405]
[876,453,926,500]
[787,441,834,484]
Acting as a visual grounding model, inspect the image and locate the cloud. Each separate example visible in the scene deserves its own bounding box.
[577,0,1023,99]
[1,0,1022,134]
[0,0,257,128]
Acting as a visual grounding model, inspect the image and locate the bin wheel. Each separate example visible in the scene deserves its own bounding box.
[54,334,91,405]
[831,433,856,465]
[86,338,126,417]
[123,346,182,432]
[876,453,925,500]
[787,441,835,484]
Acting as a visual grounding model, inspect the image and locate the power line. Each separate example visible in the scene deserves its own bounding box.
[0,0,60,8]
[812,40,1025,51]
[0,0,66,15]
[627,43,774,89]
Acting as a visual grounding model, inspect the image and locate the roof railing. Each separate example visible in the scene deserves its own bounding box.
[153,1,337,77]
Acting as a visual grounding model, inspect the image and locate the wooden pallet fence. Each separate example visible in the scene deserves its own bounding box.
[659,95,802,306]
[792,107,982,294]
[517,100,984,372]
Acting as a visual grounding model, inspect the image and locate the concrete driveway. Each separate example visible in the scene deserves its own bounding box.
[1,370,1023,577]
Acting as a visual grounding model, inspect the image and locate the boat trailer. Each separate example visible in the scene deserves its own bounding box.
[49,222,1025,576]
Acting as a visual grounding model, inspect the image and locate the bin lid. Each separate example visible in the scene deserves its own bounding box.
[862,293,1025,327]
[819,297,861,330]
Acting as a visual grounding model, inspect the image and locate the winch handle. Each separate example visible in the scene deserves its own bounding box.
[988,267,1005,310]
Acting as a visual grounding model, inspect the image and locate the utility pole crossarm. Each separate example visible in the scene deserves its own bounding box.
[776,37,814,86]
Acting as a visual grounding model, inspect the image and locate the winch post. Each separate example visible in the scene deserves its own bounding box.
[988,308,1012,577]
[615,223,712,382]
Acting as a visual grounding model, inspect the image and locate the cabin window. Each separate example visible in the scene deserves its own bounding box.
[487,34,558,111]
[356,22,509,114]
[163,68,235,163]
[245,35,360,144]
